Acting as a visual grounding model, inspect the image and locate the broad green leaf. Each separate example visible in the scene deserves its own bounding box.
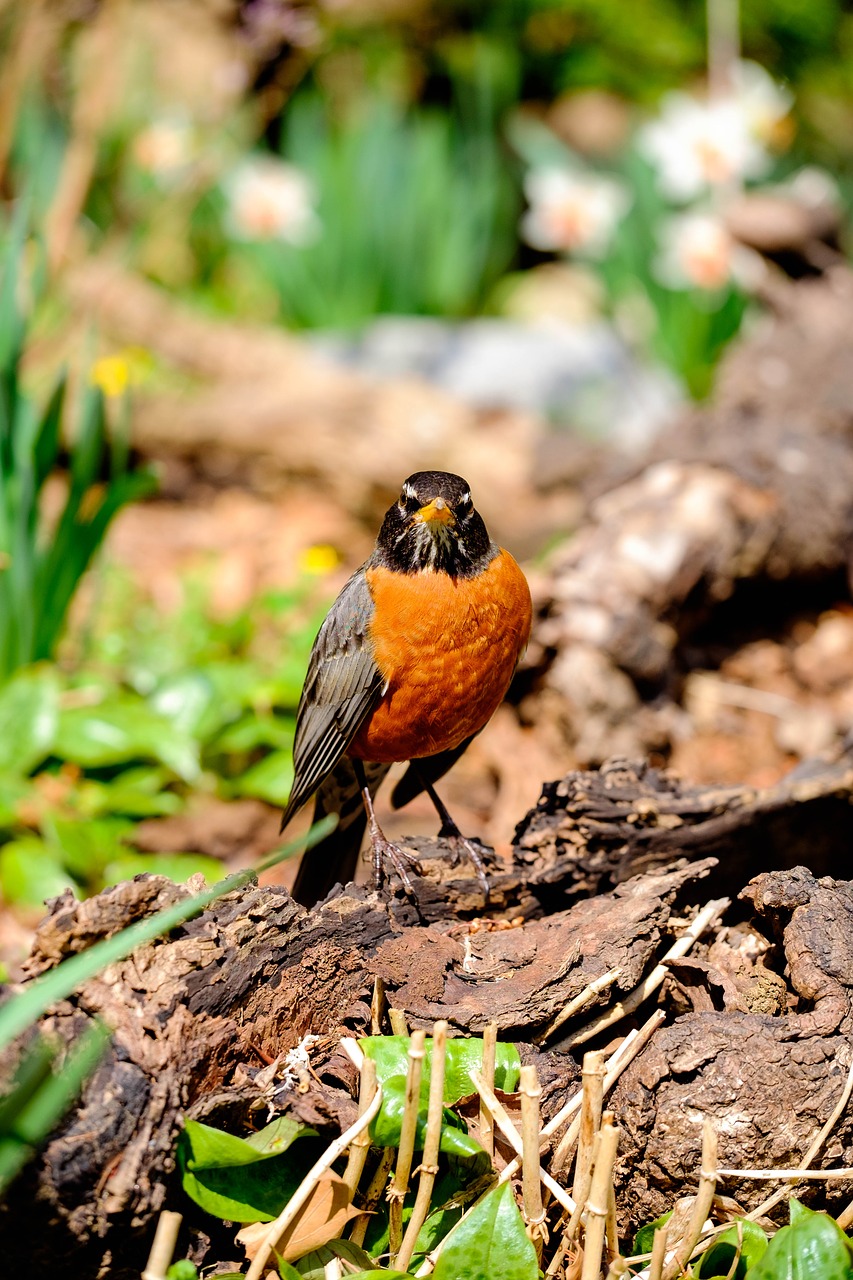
[277,1261,303,1280]
[0,836,76,906]
[48,816,135,880]
[165,1263,198,1280]
[0,666,59,773]
[55,696,199,780]
[633,1211,673,1258]
[0,771,32,825]
[747,1199,853,1280]
[371,1076,488,1168]
[430,1182,538,1280]
[231,750,295,805]
[149,672,226,742]
[293,1240,400,1278]
[361,1035,521,1106]
[177,1116,319,1223]
[75,767,184,819]
[696,1220,768,1278]
[212,712,295,755]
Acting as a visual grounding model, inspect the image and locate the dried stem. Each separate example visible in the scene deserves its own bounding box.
[837,1199,853,1231]
[388,1029,427,1264]
[342,1057,377,1199]
[568,900,728,1048]
[349,1146,396,1248]
[371,976,385,1034]
[470,1068,575,1214]
[245,1083,383,1280]
[661,1118,718,1280]
[501,1010,665,1198]
[647,1223,668,1280]
[537,967,623,1044]
[389,1007,409,1036]
[520,1065,547,1258]
[562,1051,606,1242]
[580,1117,620,1280]
[141,1210,182,1280]
[479,1021,498,1160]
[396,1021,448,1274]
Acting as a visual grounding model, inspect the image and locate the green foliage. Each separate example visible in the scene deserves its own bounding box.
[361,1033,521,1105]
[220,93,519,328]
[0,211,157,682]
[0,574,327,904]
[177,1117,321,1223]
[746,1199,853,1280]
[430,1181,539,1280]
[695,1220,768,1278]
[632,1209,673,1260]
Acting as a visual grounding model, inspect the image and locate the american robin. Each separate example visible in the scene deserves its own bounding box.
[281,470,532,906]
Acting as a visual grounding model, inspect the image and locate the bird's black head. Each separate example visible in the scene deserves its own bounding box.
[373,471,496,577]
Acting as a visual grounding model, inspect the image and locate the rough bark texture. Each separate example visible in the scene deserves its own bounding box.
[5,745,853,1275]
[537,269,853,764]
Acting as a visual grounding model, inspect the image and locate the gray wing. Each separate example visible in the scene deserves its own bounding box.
[280,566,386,830]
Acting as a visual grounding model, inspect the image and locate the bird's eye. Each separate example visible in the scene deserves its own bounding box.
[399,490,420,513]
[455,496,473,519]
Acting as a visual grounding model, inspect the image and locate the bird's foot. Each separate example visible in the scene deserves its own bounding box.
[370,831,423,898]
[438,825,491,900]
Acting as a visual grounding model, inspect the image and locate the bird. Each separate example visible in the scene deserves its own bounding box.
[280,470,532,907]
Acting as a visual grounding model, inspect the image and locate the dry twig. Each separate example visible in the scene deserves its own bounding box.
[141,1210,182,1280]
[520,1064,548,1259]
[388,1029,427,1263]
[580,1117,620,1280]
[342,1057,377,1199]
[661,1119,718,1280]
[396,1022,448,1273]
[479,1021,498,1160]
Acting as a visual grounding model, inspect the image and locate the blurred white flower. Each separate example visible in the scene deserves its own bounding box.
[638,93,766,201]
[132,117,194,181]
[224,156,319,245]
[521,167,630,257]
[638,62,791,202]
[731,59,793,145]
[655,211,763,291]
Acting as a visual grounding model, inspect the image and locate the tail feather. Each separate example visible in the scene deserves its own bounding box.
[289,759,390,907]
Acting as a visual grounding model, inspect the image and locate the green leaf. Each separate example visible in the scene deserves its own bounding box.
[292,1240,378,1278]
[430,1182,538,1280]
[149,672,226,742]
[371,1077,488,1167]
[361,1035,521,1106]
[747,1199,853,1280]
[231,750,295,805]
[102,853,224,888]
[212,712,295,755]
[166,1262,198,1280]
[177,1116,319,1223]
[633,1211,673,1258]
[277,1261,303,1280]
[0,836,76,906]
[0,666,59,773]
[55,695,199,780]
[48,816,135,880]
[695,1220,768,1278]
[75,767,184,819]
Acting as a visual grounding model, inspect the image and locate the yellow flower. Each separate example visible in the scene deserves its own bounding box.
[300,544,339,575]
[89,348,152,399]
[90,355,130,399]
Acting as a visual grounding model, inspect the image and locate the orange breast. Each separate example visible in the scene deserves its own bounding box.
[348,551,532,764]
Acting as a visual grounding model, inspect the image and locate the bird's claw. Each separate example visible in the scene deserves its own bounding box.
[438,828,492,900]
[370,834,423,898]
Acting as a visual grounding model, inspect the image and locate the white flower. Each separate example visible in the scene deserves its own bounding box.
[638,92,768,202]
[521,167,630,257]
[655,211,763,292]
[132,117,194,181]
[731,59,793,145]
[224,156,320,245]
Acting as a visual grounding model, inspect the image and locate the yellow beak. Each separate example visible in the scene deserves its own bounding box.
[415,497,455,526]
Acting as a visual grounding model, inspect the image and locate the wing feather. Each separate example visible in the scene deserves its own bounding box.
[281,566,385,828]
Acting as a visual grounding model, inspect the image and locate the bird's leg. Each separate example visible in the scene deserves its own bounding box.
[353,759,422,895]
[413,767,491,899]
